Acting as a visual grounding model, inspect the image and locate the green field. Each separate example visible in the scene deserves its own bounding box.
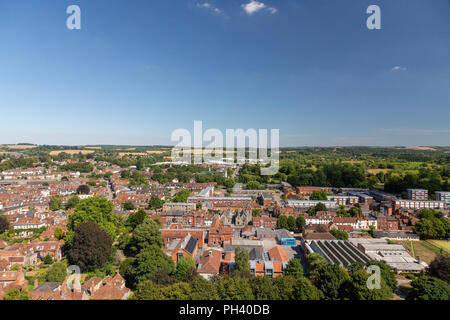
[395,240,439,264]
[427,240,450,254]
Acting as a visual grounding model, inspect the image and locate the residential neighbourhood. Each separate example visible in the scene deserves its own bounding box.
[1,0,449,307]
[0,146,449,301]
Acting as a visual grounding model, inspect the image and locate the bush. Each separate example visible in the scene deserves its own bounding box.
[45,261,68,282]
[43,254,53,265]
[405,274,416,280]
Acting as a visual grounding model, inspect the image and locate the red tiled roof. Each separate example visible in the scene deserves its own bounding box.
[197,250,222,275]
[268,246,290,263]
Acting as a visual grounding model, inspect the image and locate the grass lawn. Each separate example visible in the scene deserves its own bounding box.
[394,240,438,264]
[426,240,450,254]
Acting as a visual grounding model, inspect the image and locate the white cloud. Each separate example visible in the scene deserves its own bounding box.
[197,2,211,8]
[241,1,267,15]
[196,2,222,14]
[241,1,278,15]
[391,66,407,72]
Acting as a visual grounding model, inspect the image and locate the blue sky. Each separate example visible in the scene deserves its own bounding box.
[0,0,449,146]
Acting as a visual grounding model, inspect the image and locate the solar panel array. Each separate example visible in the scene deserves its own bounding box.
[309,240,371,268]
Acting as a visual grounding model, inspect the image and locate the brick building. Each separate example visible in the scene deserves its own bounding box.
[208,219,232,247]
[252,216,277,228]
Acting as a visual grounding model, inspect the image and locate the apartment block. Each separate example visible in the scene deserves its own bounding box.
[407,189,428,201]
[435,191,450,204]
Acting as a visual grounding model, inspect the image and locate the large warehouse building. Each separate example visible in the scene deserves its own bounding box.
[304,240,371,268]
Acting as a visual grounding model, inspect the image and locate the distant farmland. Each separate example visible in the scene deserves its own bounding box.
[49,150,95,155]
[4,144,38,149]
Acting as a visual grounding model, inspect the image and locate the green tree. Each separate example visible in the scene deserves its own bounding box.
[122,202,136,211]
[67,222,113,272]
[224,178,235,189]
[43,254,53,265]
[148,196,164,210]
[119,257,135,288]
[330,228,349,240]
[0,215,10,234]
[407,276,450,300]
[273,275,297,300]
[295,216,306,233]
[125,209,147,230]
[118,232,132,252]
[133,280,165,300]
[310,190,328,201]
[152,268,177,287]
[310,263,349,300]
[427,255,450,283]
[247,181,260,190]
[366,260,397,290]
[66,196,119,245]
[234,247,250,273]
[315,202,327,213]
[305,253,328,278]
[76,184,90,195]
[190,276,219,300]
[249,276,280,300]
[3,288,30,300]
[285,258,304,278]
[287,216,296,232]
[45,261,68,282]
[162,282,192,300]
[336,205,349,217]
[127,218,164,254]
[131,245,175,287]
[276,215,289,229]
[306,203,327,216]
[368,225,375,236]
[306,206,316,216]
[216,276,254,300]
[49,195,62,211]
[54,227,64,240]
[413,209,450,240]
[347,262,365,275]
[252,209,262,217]
[174,258,196,281]
[348,207,362,217]
[294,277,323,300]
[173,190,191,203]
[346,269,393,300]
[413,218,438,239]
[65,196,80,210]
